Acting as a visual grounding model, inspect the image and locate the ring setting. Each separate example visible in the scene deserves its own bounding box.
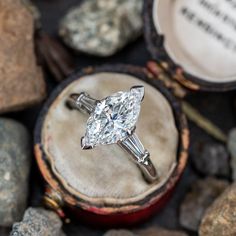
[67,85,158,183]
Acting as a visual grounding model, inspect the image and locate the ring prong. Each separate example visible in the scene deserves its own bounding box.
[66,93,80,110]
[70,93,80,101]
[130,85,145,101]
[81,137,93,150]
[126,127,136,137]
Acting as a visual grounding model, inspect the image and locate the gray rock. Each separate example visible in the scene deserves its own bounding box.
[227,128,236,180]
[0,118,31,227]
[59,0,143,57]
[10,207,66,236]
[199,183,236,236]
[191,142,230,177]
[179,177,229,231]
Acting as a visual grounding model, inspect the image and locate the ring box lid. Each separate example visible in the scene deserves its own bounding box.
[144,0,236,91]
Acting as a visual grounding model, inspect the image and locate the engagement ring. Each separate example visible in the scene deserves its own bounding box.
[66,86,158,183]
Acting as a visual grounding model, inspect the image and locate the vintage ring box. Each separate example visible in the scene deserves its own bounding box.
[34,65,189,226]
[34,0,236,227]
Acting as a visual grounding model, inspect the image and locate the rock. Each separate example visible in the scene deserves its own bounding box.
[59,0,143,57]
[136,227,188,236]
[0,118,31,227]
[10,207,66,236]
[191,142,230,177]
[179,177,229,231]
[199,183,236,236]
[104,229,136,236]
[227,128,236,180]
[0,0,46,114]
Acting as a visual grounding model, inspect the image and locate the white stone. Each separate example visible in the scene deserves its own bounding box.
[83,86,144,147]
[59,0,143,57]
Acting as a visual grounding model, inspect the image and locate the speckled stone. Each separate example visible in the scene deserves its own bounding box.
[59,0,143,57]
[179,177,229,232]
[0,0,45,114]
[227,128,236,180]
[10,208,66,236]
[0,118,31,227]
[191,142,230,177]
[199,183,236,236]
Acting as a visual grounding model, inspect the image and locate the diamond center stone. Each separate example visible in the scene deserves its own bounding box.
[83,86,144,148]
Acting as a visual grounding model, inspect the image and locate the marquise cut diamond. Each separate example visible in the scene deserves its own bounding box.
[83,86,144,148]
